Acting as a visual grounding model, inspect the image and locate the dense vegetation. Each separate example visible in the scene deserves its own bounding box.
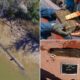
[27,0,39,24]
[0,0,39,24]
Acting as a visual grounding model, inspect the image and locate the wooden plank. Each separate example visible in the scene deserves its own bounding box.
[65,11,80,20]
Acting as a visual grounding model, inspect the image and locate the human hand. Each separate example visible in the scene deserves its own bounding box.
[76,23,80,27]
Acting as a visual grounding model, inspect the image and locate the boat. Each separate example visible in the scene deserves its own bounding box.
[41,40,80,80]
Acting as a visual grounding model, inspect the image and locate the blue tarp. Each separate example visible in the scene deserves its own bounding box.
[40,8,57,39]
[64,0,75,11]
[40,8,56,21]
[41,22,53,33]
